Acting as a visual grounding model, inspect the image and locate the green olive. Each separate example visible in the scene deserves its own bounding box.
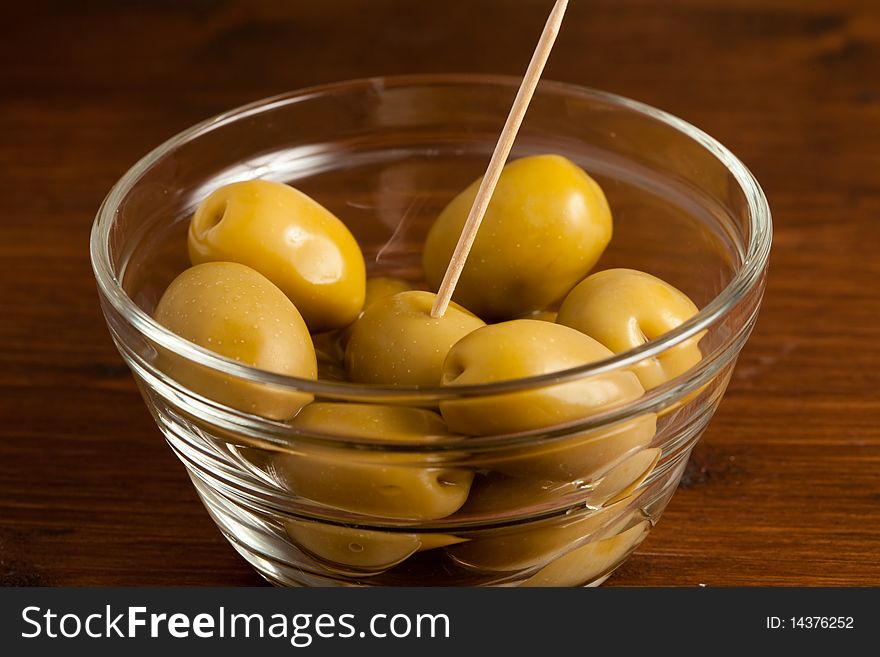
[188,179,366,332]
[440,320,643,435]
[439,320,653,480]
[458,447,659,518]
[250,403,474,520]
[423,154,612,321]
[588,447,661,506]
[456,473,581,517]
[336,276,417,353]
[485,414,657,482]
[284,520,465,575]
[345,291,485,387]
[557,268,703,389]
[521,520,649,586]
[448,499,629,573]
[153,262,316,419]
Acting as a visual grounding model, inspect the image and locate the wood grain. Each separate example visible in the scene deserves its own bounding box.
[1,0,878,586]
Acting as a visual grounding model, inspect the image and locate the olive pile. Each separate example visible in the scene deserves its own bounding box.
[153,154,702,583]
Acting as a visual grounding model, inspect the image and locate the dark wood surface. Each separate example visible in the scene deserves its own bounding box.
[1,0,878,587]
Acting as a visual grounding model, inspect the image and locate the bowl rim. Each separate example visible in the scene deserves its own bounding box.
[90,73,772,401]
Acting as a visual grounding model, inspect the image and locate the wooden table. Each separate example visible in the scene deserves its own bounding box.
[2,0,878,587]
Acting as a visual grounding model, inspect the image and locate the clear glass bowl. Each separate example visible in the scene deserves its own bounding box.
[90,75,771,586]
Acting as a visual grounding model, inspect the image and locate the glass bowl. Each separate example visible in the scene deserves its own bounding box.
[90,74,771,586]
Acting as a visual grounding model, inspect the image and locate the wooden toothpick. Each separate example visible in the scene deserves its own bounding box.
[430,0,569,318]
